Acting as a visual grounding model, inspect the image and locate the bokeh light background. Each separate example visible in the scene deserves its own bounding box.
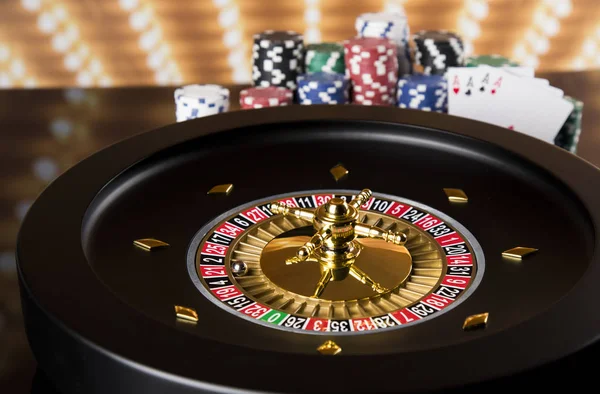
[0,0,598,88]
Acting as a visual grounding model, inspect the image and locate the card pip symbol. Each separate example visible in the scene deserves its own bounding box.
[480,73,489,92]
[452,75,460,95]
[491,76,502,95]
[466,76,474,96]
[508,125,514,130]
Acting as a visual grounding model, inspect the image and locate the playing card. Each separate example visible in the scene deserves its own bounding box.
[447,66,574,143]
[447,67,483,113]
[501,66,535,78]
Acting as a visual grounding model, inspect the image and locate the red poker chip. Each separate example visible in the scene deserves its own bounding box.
[239,86,293,109]
[343,37,396,52]
[342,37,399,107]
[352,95,395,106]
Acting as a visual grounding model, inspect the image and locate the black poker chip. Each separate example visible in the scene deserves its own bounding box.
[413,30,465,75]
[252,30,304,91]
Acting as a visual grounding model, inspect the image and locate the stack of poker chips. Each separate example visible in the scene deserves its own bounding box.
[239,86,294,109]
[252,30,304,91]
[355,12,412,76]
[396,74,447,112]
[554,96,583,153]
[413,30,465,75]
[343,37,398,106]
[305,43,345,75]
[174,84,230,122]
[297,72,349,105]
[465,54,519,67]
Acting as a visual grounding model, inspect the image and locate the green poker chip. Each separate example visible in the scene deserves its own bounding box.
[465,54,519,67]
[554,96,583,153]
[305,42,345,75]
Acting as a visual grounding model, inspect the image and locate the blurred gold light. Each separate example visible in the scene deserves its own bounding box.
[214,0,250,83]
[512,0,573,69]
[572,23,600,70]
[304,0,322,44]
[120,0,183,85]
[457,0,489,55]
[2,0,598,87]
[22,0,111,87]
[0,42,36,88]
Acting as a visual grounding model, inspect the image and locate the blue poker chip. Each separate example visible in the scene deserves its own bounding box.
[297,72,349,105]
[396,74,447,112]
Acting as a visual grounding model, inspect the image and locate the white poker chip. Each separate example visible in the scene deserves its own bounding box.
[174,84,230,122]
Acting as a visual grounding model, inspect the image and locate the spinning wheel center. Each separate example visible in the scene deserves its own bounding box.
[270,189,410,298]
[260,230,413,301]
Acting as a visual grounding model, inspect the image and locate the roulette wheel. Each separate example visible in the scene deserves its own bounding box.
[16,106,600,393]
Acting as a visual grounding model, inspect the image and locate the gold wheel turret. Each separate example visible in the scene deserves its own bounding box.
[270,189,409,298]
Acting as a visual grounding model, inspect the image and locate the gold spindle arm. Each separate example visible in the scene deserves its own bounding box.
[286,228,332,265]
[349,265,388,294]
[349,189,372,208]
[312,269,333,298]
[354,224,407,245]
[270,202,315,223]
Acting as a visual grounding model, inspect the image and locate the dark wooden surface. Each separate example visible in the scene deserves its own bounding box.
[0,70,599,392]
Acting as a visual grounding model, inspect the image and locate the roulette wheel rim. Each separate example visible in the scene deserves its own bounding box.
[16,106,600,393]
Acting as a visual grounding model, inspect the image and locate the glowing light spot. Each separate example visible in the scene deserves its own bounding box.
[89,59,103,75]
[304,8,321,24]
[119,0,139,11]
[223,30,242,47]
[10,59,26,78]
[582,39,597,57]
[24,78,37,88]
[130,7,152,31]
[0,72,12,88]
[218,7,239,28]
[52,33,73,53]
[64,52,83,71]
[37,12,58,33]
[52,5,68,22]
[155,69,170,85]
[15,200,33,221]
[76,70,93,86]
[227,49,245,68]
[458,15,480,40]
[64,88,87,104]
[33,157,60,182]
[50,118,73,140]
[147,44,169,69]
[533,36,550,55]
[139,26,161,51]
[99,76,112,87]
[304,27,321,43]
[21,0,42,11]
[468,0,489,20]
[233,68,251,84]
[0,44,9,62]
[522,54,540,68]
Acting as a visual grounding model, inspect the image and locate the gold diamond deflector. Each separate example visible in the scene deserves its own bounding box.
[175,306,199,323]
[317,340,341,355]
[502,247,538,260]
[207,184,234,195]
[463,313,489,331]
[133,238,170,251]
[443,188,468,203]
[330,164,348,181]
